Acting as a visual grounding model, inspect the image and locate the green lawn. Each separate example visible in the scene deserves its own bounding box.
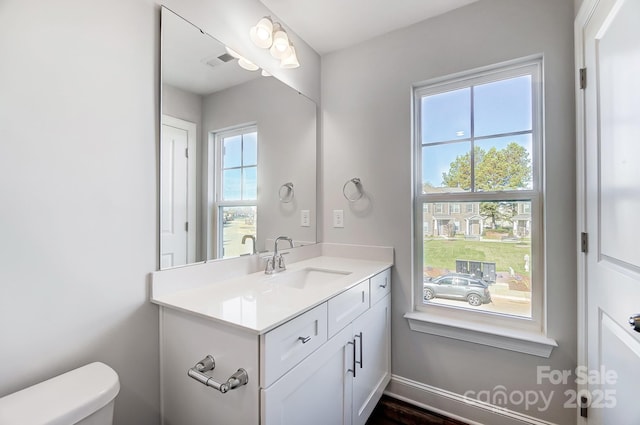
[424,238,531,276]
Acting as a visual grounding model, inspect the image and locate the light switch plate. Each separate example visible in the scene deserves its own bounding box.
[301,210,310,227]
[333,210,344,228]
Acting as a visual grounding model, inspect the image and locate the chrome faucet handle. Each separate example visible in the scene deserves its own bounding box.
[277,254,288,269]
[263,256,275,273]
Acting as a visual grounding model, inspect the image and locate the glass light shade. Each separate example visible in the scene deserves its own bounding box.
[250,17,273,48]
[238,57,259,71]
[269,26,290,59]
[261,69,272,77]
[280,45,300,69]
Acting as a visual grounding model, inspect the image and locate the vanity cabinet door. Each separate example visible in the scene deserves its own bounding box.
[351,294,391,425]
[261,325,353,425]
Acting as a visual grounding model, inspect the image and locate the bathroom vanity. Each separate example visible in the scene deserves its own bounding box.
[151,244,392,425]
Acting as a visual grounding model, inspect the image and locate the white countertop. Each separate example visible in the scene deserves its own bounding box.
[151,255,392,334]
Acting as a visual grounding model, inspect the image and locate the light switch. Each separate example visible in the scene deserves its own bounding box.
[301,210,310,227]
[333,210,344,228]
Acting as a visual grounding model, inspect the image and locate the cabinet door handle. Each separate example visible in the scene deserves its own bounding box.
[347,339,357,377]
[355,332,363,369]
[298,336,311,344]
[379,277,388,288]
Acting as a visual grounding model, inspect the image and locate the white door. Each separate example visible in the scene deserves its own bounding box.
[580,0,640,422]
[160,116,197,268]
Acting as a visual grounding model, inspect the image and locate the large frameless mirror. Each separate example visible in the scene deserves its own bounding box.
[160,7,317,269]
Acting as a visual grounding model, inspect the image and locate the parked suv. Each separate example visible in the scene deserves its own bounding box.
[423,273,492,306]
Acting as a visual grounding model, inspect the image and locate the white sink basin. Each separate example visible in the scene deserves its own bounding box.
[269,267,352,289]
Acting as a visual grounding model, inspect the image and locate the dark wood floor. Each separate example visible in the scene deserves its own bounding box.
[366,396,469,425]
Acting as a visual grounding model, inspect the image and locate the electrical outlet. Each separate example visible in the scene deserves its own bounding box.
[333,210,344,228]
[301,210,310,227]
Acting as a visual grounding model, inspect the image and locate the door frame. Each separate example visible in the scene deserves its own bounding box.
[575,1,600,423]
[161,114,198,264]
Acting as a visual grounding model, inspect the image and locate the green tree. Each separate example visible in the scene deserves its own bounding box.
[442,142,531,228]
[441,146,484,190]
[442,142,531,191]
[476,143,531,191]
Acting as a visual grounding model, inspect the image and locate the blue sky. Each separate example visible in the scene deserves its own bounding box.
[421,75,533,187]
[222,132,257,200]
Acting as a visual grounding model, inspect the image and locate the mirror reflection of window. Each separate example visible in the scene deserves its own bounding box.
[215,126,258,258]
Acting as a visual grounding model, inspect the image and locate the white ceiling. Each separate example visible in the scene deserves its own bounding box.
[162,8,260,95]
[260,0,479,54]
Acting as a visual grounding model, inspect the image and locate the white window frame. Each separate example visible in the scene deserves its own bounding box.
[211,124,258,258]
[406,56,557,357]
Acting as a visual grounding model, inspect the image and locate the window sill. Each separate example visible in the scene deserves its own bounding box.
[404,311,557,358]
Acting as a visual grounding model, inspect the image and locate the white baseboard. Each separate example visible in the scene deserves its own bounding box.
[385,375,559,425]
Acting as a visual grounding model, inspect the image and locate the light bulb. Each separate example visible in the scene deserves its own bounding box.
[250,17,273,48]
[269,25,290,59]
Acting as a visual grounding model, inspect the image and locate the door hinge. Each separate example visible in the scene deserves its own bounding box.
[581,232,588,253]
[580,395,588,418]
[185,148,189,158]
[580,68,587,90]
[185,222,189,232]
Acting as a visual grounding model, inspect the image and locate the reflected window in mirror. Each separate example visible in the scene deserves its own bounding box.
[215,125,258,258]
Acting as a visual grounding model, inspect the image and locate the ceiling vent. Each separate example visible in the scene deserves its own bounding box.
[202,53,235,69]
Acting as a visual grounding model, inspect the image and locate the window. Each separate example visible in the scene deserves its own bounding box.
[413,57,543,330]
[215,125,258,258]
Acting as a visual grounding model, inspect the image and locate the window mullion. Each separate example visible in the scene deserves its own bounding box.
[470,85,475,192]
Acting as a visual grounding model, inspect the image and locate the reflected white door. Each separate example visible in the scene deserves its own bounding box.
[582,0,640,422]
[160,116,197,268]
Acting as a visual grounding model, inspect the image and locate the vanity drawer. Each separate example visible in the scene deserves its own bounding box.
[370,268,391,305]
[327,280,370,337]
[261,303,328,387]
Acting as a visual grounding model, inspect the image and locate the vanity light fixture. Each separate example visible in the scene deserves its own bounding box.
[226,45,262,72]
[225,46,241,59]
[280,43,300,69]
[250,17,274,49]
[269,23,290,59]
[249,17,300,69]
[238,57,259,71]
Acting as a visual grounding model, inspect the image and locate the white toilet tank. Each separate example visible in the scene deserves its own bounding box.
[0,362,120,425]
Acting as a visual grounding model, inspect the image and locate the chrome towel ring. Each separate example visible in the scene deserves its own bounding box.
[279,182,294,203]
[343,177,364,202]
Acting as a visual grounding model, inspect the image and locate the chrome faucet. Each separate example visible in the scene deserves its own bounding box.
[241,234,256,255]
[265,236,294,274]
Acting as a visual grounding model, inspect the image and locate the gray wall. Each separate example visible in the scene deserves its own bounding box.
[320,0,577,423]
[0,0,159,423]
[0,0,319,424]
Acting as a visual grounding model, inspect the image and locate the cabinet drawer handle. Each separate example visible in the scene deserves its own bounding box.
[348,339,357,377]
[298,336,311,344]
[379,277,388,288]
[355,332,363,369]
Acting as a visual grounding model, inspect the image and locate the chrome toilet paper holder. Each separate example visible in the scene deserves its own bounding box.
[187,355,248,394]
